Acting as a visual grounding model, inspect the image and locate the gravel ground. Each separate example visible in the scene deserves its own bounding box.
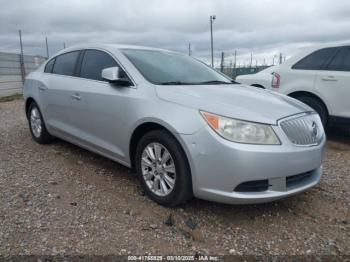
[0,99,349,258]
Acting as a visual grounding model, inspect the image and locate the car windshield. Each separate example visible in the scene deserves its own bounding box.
[122,49,234,85]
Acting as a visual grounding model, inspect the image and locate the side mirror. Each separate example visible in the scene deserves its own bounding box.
[101,67,131,86]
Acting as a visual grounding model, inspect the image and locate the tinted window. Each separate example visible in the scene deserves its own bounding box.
[292,48,337,70]
[80,50,118,81]
[52,51,80,76]
[326,47,350,72]
[44,58,55,73]
[122,49,231,85]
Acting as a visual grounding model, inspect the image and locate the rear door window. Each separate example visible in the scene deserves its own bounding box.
[292,47,338,70]
[79,50,118,81]
[52,51,80,76]
[325,47,350,72]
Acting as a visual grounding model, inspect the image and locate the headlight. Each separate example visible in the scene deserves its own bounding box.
[201,111,280,145]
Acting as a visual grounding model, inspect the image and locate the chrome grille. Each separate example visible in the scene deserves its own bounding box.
[280,113,324,146]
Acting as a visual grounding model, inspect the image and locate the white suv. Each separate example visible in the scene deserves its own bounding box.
[238,44,350,128]
[271,44,350,127]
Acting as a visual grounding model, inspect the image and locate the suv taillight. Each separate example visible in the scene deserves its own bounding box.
[271,72,280,88]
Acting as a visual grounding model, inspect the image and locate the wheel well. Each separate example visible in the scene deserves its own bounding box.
[129,122,171,170]
[25,97,35,118]
[288,91,329,116]
[251,84,265,89]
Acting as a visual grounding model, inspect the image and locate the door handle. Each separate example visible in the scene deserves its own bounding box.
[71,94,81,100]
[321,76,337,82]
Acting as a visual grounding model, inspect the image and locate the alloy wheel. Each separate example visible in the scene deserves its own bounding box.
[141,142,176,197]
[30,107,42,138]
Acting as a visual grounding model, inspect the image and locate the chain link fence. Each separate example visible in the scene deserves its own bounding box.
[0,52,46,97]
[218,65,271,79]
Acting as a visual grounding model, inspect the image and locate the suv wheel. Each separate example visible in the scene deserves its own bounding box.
[297,96,328,127]
[135,130,192,206]
[28,102,54,144]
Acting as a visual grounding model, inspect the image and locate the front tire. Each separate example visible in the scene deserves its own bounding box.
[135,130,192,206]
[28,102,54,144]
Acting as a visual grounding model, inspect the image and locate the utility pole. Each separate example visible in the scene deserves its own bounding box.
[45,37,49,58]
[210,15,216,67]
[220,52,225,72]
[18,30,25,85]
[188,43,191,56]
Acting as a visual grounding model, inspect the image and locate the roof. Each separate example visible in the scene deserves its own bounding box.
[54,43,171,58]
[282,42,350,67]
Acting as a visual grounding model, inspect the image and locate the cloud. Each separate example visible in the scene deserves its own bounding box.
[1,0,350,65]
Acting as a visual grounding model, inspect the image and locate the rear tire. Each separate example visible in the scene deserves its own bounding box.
[28,102,54,144]
[296,96,328,127]
[135,130,192,206]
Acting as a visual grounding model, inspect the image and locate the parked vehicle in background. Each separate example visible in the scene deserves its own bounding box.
[270,44,350,128]
[23,44,325,206]
[236,66,277,89]
[236,44,350,128]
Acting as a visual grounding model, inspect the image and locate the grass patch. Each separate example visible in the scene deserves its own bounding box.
[0,93,23,102]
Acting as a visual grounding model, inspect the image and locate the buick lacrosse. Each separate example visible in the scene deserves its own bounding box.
[24,44,326,206]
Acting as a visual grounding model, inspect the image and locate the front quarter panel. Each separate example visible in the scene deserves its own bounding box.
[125,90,205,159]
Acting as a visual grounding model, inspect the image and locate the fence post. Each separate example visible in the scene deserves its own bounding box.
[18,30,26,85]
[232,50,237,79]
[45,37,49,58]
[220,52,224,72]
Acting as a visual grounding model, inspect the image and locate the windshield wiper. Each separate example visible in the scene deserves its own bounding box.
[158,81,194,85]
[197,80,236,85]
[159,80,238,85]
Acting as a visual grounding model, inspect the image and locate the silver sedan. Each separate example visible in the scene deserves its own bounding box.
[23,44,326,206]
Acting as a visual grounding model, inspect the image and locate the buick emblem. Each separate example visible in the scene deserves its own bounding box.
[311,121,318,138]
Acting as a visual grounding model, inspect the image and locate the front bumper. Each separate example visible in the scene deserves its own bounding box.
[180,123,326,204]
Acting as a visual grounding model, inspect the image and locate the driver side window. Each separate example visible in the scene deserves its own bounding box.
[79,50,125,81]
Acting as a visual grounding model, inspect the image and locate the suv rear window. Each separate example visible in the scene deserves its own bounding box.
[52,51,80,76]
[292,47,337,70]
[325,47,350,72]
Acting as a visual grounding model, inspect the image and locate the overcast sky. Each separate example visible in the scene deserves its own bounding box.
[1,0,350,66]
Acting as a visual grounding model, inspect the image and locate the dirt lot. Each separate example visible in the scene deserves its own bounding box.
[0,99,349,258]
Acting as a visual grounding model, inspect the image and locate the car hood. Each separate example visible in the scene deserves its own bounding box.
[155,84,312,125]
